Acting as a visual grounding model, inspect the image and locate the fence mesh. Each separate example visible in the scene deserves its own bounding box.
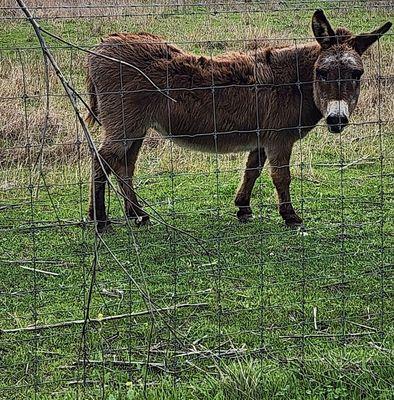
[0,1,393,399]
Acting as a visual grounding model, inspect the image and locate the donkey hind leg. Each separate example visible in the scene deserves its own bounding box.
[266,143,303,228]
[235,147,267,222]
[88,141,118,232]
[116,138,150,226]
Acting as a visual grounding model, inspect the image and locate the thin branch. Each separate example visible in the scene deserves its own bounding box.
[348,320,377,331]
[67,380,98,386]
[339,155,371,171]
[280,331,376,339]
[15,0,100,159]
[0,203,26,210]
[18,265,59,276]
[1,302,208,334]
[75,359,167,372]
[14,0,213,373]
[0,258,70,265]
[313,306,318,330]
[368,342,393,353]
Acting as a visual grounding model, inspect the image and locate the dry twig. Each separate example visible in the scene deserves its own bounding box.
[1,302,208,334]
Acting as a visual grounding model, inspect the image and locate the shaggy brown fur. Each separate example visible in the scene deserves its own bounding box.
[86,10,391,231]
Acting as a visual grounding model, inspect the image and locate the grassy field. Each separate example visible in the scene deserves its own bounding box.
[0,1,393,399]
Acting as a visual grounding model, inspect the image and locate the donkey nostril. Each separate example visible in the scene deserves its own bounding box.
[326,114,339,126]
[341,115,349,125]
[327,114,348,126]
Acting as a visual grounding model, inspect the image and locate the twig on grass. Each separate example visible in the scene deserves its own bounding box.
[75,359,167,372]
[18,265,59,276]
[0,302,208,334]
[67,380,98,386]
[348,320,377,331]
[0,203,26,211]
[1,258,70,265]
[339,155,371,171]
[313,306,318,330]
[368,342,393,353]
[280,331,376,339]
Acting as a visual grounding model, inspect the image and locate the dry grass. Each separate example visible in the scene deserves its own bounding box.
[0,0,333,19]
[0,1,393,177]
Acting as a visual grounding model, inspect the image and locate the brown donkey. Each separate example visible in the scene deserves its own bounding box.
[86,10,391,231]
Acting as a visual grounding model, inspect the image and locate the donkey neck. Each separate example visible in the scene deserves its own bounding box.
[270,42,319,85]
[269,42,323,131]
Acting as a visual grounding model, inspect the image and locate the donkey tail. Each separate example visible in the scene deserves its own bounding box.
[85,72,100,126]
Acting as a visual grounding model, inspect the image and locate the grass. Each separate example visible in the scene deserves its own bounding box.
[0,1,393,399]
[1,149,393,399]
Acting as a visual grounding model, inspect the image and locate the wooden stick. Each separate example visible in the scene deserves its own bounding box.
[313,306,318,330]
[67,380,98,386]
[339,155,371,171]
[280,331,376,339]
[2,259,69,265]
[348,320,377,331]
[18,265,59,276]
[1,303,208,334]
[75,359,167,371]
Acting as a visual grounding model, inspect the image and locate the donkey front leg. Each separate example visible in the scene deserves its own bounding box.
[266,143,303,228]
[116,139,150,226]
[235,147,267,222]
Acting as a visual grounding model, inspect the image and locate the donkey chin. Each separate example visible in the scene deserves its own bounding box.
[325,100,350,133]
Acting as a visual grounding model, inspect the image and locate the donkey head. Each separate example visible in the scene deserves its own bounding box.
[312,9,391,133]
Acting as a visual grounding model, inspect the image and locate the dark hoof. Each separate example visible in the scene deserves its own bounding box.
[96,219,112,234]
[88,209,111,233]
[136,214,151,227]
[287,221,306,231]
[284,215,303,229]
[127,213,151,227]
[237,209,253,223]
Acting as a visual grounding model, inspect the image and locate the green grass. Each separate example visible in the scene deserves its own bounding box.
[0,1,393,399]
[0,150,393,399]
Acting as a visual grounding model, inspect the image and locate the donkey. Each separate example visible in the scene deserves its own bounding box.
[86,10,391,231]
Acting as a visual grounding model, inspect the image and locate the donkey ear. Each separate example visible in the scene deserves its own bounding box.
[312,9,336,49]
[349,22,392,55]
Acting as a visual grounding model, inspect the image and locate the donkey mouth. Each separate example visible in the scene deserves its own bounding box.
[327,124,346,133]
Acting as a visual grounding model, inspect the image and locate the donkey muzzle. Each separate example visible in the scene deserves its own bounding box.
[326,113,349,133]
[326,100,350,133]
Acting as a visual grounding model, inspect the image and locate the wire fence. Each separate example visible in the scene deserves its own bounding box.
[2,1,393,20]
[0,1,393,399]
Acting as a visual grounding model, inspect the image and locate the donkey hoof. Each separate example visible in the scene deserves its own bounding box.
[237,209,253,223]
[285,219,304,230]
[96,219,112,233]
[136,215,151,226]
[283,213,303,228]
[128,214,150,227]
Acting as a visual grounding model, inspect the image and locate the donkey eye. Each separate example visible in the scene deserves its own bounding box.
[351,70,363,80]
[316,69,328,81]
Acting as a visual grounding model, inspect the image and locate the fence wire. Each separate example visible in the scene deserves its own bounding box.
[0,1,393,399]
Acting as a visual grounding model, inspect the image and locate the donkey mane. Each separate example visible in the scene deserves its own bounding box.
[97,32,276,87]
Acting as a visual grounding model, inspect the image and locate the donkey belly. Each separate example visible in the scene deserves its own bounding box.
[152,123,259,154]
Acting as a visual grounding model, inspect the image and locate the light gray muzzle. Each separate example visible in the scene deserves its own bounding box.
[326,100,349,133]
